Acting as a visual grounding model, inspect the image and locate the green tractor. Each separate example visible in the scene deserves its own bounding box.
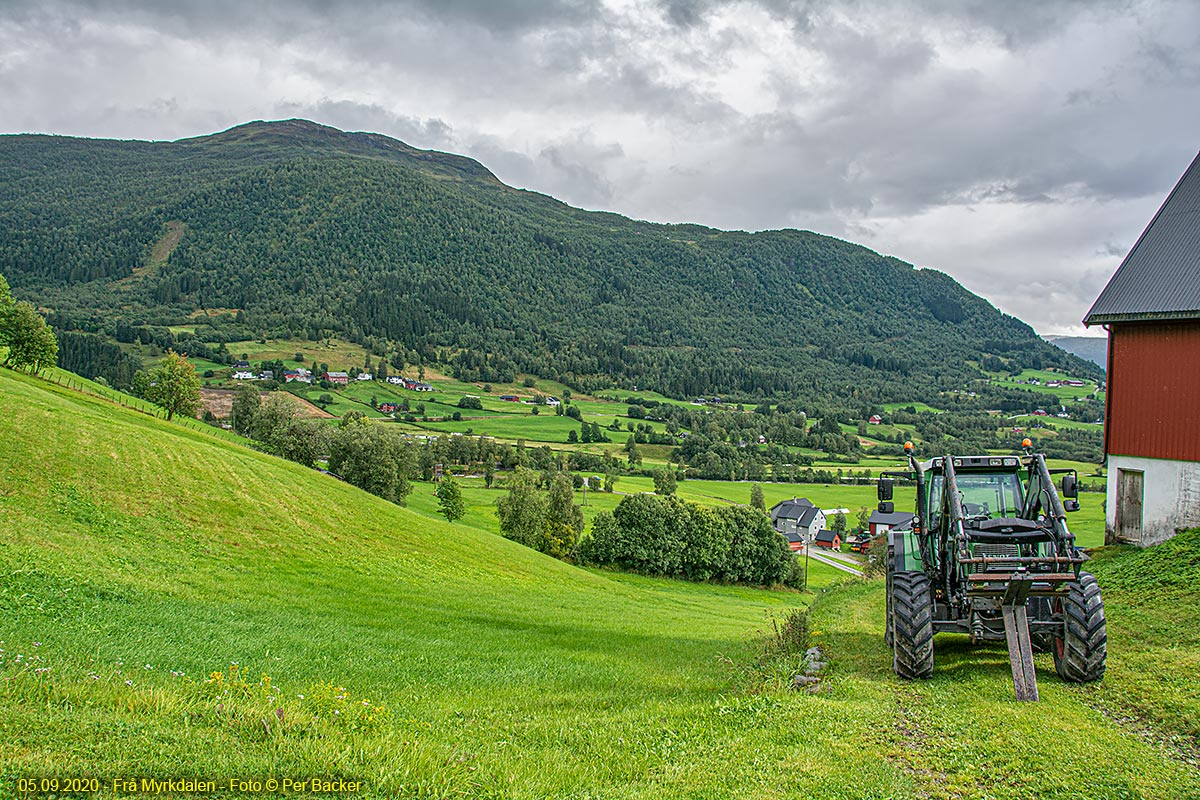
[879,441,1106,701]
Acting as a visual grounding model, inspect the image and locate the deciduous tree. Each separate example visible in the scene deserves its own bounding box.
[857,506,872,532]
[231,383,261,435]
[328,417,414,504]
[496,467,548,549]
[750,483,766,512]
[152,350,201,421]
[436,476,465,523]
[1,301,58,373]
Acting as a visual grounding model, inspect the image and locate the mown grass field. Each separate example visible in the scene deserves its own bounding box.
[986,368,1105,403]
[1,367,1185,799]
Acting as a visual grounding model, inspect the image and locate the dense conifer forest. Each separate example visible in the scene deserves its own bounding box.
[0,119,1099,404]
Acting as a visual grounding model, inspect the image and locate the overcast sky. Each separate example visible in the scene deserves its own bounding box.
[2,0,1198,334]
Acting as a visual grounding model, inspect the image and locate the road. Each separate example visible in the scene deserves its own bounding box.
[806,551,864,575]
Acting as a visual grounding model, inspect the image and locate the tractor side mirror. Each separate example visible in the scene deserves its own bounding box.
[1064,499,1080,512]
[878,478,894,502]
[878,501,894,514]
[1061,473,1078,499]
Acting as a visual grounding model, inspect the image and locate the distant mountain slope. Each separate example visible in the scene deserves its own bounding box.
[1045,335,1107,370]
[0,119,1100,402]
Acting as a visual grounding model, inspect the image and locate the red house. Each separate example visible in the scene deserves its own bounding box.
[813,529,841,549]
[324,371,350,385]
[1084,150,1200,546]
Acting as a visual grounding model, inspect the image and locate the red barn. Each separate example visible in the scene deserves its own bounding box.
[813,529,841,549]
[1084,150,1200,546]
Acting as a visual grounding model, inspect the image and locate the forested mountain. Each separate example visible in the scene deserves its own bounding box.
[1045,336,1107,370]
[0,119,1098,402]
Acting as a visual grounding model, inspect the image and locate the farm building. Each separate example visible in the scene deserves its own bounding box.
[1084,149,1200,546]
[813,529,841,549]
[868,509,915,538]
[769,498,825,541]
[782,530,805,552]
[324,372,350,385]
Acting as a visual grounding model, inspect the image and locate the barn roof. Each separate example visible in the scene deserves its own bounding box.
[770,498,814,520]
[869,510,915,526]
[1085,150,1200,326]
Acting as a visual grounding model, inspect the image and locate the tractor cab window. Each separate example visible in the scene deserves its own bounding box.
[956,472,1023,519]
[927,475,943,529]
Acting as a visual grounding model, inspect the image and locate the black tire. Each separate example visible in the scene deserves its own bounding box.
[891,570,934,679]
[884,546,895,647]
[1053,572,1107,682]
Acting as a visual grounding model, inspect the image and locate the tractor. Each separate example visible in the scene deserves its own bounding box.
[879,441,1106,700]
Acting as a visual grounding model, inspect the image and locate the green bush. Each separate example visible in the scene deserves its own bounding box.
[580,494,793,586]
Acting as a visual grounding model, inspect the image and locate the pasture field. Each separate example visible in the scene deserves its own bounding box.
[881,401,942,413]
[987,368,1105,403]
[1008,414,1104,431]
[0,367,1194,798]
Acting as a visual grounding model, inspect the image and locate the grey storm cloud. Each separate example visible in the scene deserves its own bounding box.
[1,0,1198,333]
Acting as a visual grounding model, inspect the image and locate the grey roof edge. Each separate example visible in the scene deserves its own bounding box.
[1084,149,1200,327]
[1084,308,1200,325]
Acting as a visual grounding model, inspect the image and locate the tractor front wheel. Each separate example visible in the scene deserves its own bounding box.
[891,570,934,679]
[1053,572,1107,682]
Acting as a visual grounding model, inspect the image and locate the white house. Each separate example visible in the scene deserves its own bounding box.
[769,498,826,541]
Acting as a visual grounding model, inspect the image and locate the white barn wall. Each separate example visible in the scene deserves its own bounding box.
[1106,454,1200,546]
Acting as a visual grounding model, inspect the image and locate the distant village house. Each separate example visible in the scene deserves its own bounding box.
[769,498,826,541]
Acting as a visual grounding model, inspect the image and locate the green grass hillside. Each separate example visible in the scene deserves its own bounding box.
[0,368,1196,798]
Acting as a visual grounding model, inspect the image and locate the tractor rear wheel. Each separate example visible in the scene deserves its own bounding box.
[891,570,934,679]
[1053,572,1107,682]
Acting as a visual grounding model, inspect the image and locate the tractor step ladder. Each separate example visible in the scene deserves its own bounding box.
[1000,571,1039,702]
